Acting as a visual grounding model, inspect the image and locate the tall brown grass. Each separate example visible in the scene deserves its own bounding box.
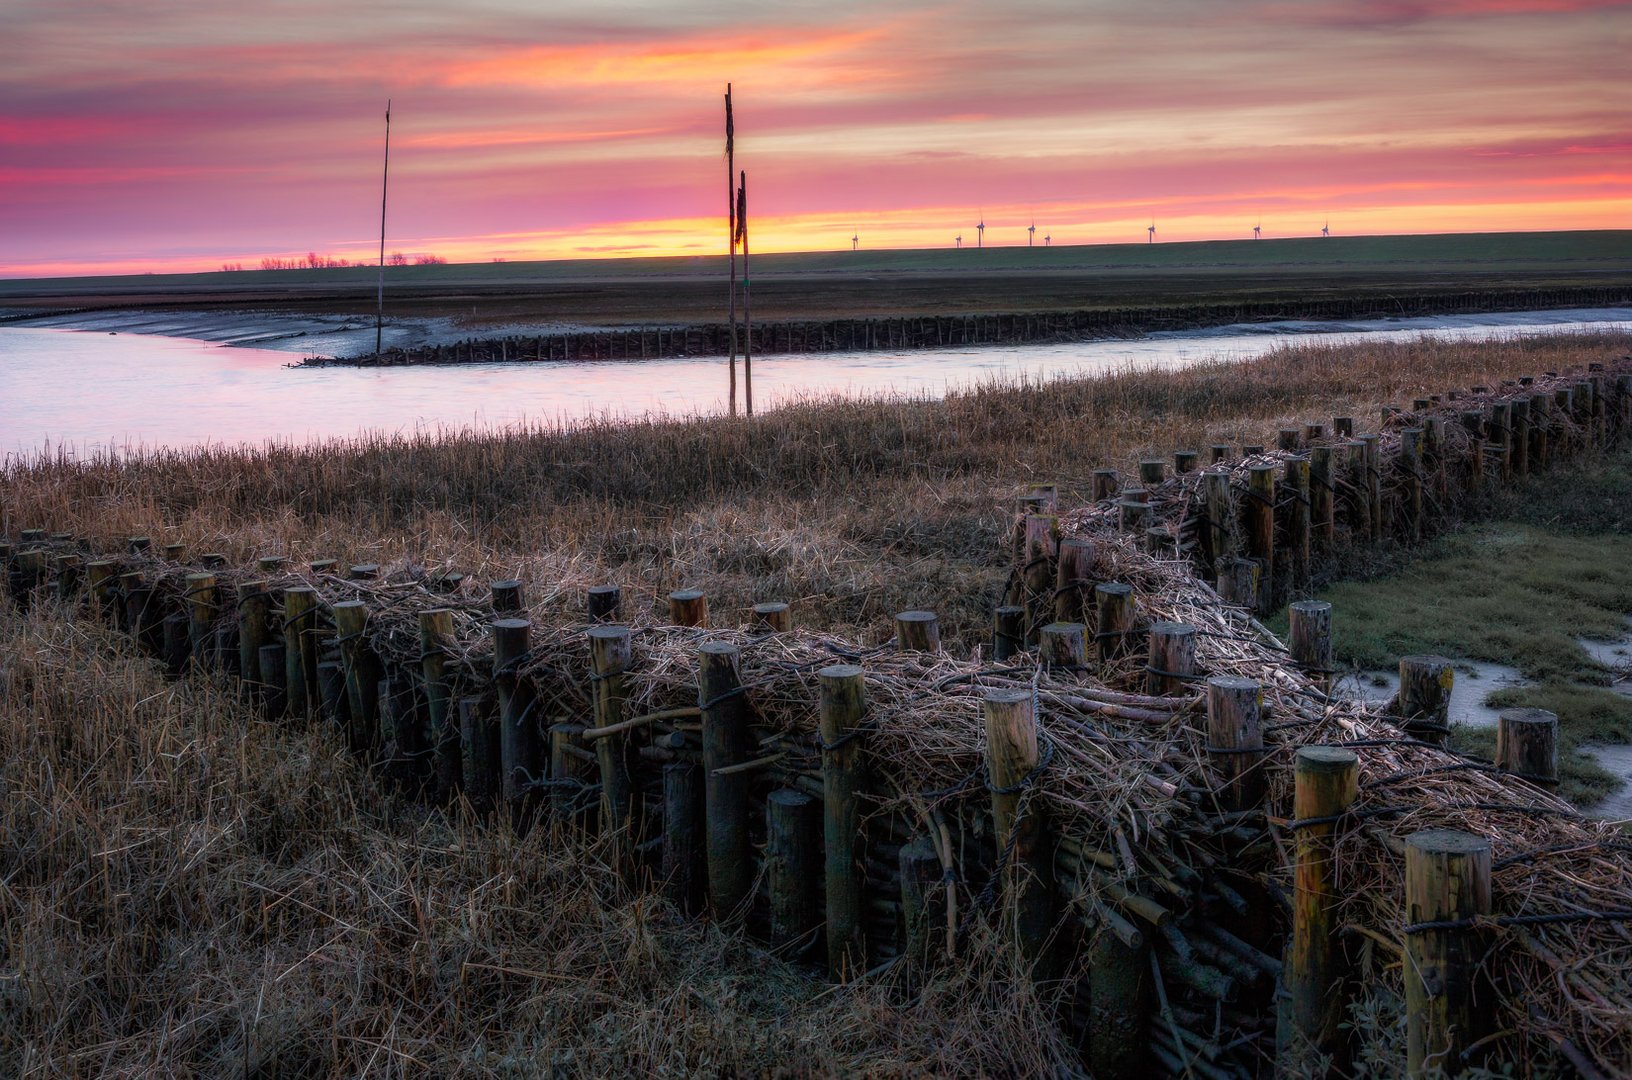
[4,331,1626,649]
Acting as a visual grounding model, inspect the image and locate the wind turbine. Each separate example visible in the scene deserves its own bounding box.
[851,227,859,251]
[977,216,985,248]
[1321,220,1330,237]
[1253,221,1261,240]
[1028,220,1036,247]
[1044,234,1051,247]
[1147,219,1157,244]
[955,234,962,249]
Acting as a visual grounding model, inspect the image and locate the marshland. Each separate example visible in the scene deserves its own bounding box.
[5,325,1632,1076]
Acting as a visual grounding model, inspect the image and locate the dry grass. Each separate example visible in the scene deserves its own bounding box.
[5,331,1627,652]
[0,607,1081,1077]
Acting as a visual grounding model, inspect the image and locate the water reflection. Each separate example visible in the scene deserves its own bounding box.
[2,308,1629,454]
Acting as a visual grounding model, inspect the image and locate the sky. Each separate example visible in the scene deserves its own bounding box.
[1,0,1628,278]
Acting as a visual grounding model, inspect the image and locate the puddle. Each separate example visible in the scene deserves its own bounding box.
[1334,659,1528,730]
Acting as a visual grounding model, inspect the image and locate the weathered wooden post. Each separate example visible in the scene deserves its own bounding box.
[1217,558,1261,612]
[751,601,792,632]
[1201,470,1234,580]
[258,643,287,717]
[418,608,459,801]
[1092,468,1121,502]
[236,579,272,695]
[493,618,541,828]
[982,688,1053,958]
[1282,747,1360,1069]
[461,696,501,815]
[766,788,819,950]
[661,760,703,912]
[1023,513,1059,643]
[1397,655,1454,746]
[1118,499,1149,534]
[1055,537,1095,624]
[1399,428,1424,539]
[1288,601,1334,693]
[701,641,750,918]
[590,625,636,873]
[1360,434,1385,540]
[895,610,941,652]
[333,601,383,753]
[1209,443,1231,464]
[1146,621,1197,695]
[1333,416,1354,438]
[281,586,320,718]
[992,606,1025,661]
[1488,401,1511,481]
[490,579,525,614]
[161,611,191,675]
[1278,428,1302,452]
[1040,621,1087,671]
[1173,449,1199,475]
[1206,676,1264,811]
[1510,397,1530,480]
[821,664,868,979]
[1245,463,1276,609]
[86,560,120,621]
[587,584,622,621]
[1404,830,1492,1078]
[898,834,944,967]
[316,660,348,729]
[1094,582,1136,665]
[668,589,708,627]
[1309,445,1335,552]
[1138,459,1165,488]
[184,572,217,667]
[1284,456,1311,586]
[1496,707,1558,786]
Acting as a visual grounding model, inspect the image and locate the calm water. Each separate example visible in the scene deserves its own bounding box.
[2,308,1629,455]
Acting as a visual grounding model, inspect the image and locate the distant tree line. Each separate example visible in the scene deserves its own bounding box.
[217,252,446,272]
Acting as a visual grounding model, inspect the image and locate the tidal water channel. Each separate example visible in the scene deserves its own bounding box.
[2,307,1629,454]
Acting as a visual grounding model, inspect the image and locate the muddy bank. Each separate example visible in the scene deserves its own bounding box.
[300,284,1632,365]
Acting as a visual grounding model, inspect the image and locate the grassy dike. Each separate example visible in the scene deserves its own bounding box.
[1276,448,1632,803]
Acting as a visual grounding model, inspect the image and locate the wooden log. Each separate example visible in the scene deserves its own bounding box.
[418,608,459,801]
[1510,397,1530,479]
[587,583,621,621]
[1282,747,1359,1068]
[895,610,940,652]
[1397,655,1454,746]
[347,563,378,581]
[1309,446,1335,551]
[1040,622,1088,671]
[257,643,287,717]
[86,560,120,621]
[982,688,1053,958]
[1245,464,1276,610]
[766,788,819,949]
[1342,440,1371,539]
[333,601,383,754]
[1138,459,1165,487]
[661,760,703,912]
[1277,428,1302,452]
[161,610,190,676]
[316,660,348,729]
[1086,928,1151,1076]
[460,695,501,815]
[1146,621,1197,695]
[1055,537,1095,624]
[490,579,525,614]
[668,589,708,627]
[591,626,636,873]
[1496,707,1558,786]
[1118,499,1149,534]
[1201,471,1233,580]
[1360,435,1385,540]
[53,554,80,605]
[494,618,542,829]
[1206,676,1264,811]
[821,664,867,979]
[1173,450,1199,475]
[281,586,320,719]
[184,572,217,666]
[1092,469,1120,502]
[1404,830,1492,1078]
[751,601,792,632]
[1094,583,1136,665]
[992,605,1026,661]
[701,641,751,919]
[1332,416,1354,438]
[256,555,287,574]
[1288,600,1334,692]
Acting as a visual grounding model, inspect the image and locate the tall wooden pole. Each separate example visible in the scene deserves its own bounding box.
[375,100,390,363]
[725,85,738,416]
[739,170,752,417]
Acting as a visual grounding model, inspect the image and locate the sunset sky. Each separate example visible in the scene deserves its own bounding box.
[2,0,1628,278]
